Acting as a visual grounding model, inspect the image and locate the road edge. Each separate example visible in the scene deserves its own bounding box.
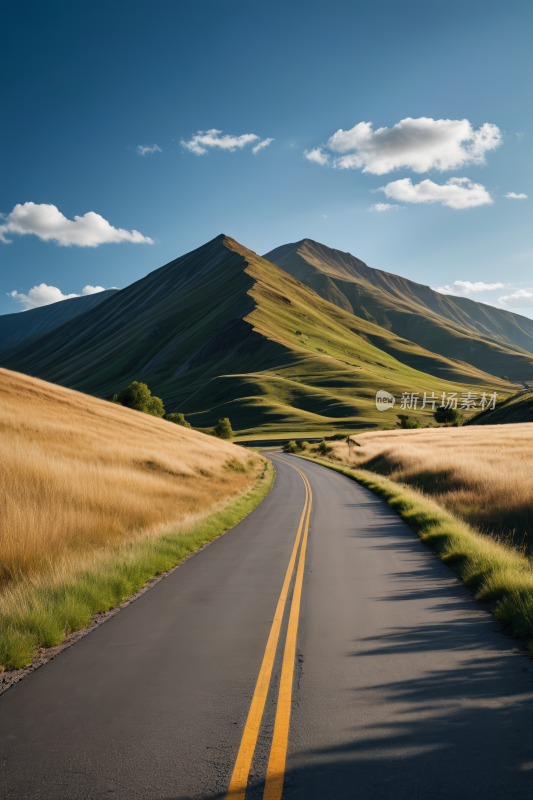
[0,459,276,687]
[297,454,533,656]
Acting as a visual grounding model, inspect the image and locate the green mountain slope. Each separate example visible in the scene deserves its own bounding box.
[264,239,533,382]
[465,389,533,426]
[0,289,119,352]
[0,235,512,436]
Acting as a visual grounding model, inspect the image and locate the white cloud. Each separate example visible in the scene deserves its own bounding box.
[377,177,492,209]
[306,117,502,175]
[0,203,153,247]
[368,202,403,212]
[499,289,533,308]
[433,280,505,296]
[8,284,80,310]
[8,283,112,310]
[81,285,105,295]
[304,147,329,165]
[136,144,162,156]
[321,214,327,218]
[504,192,527,199]
[252,138,274,155]
[180,129,261,155]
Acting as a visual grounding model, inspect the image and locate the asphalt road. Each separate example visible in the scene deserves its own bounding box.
[2,455,533,799]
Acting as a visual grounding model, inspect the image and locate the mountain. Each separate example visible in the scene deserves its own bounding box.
[0,289,119,352]
[263,239,533,382]
[0,235,512,436]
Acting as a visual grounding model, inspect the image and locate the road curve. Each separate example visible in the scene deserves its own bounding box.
[1,455,533,799]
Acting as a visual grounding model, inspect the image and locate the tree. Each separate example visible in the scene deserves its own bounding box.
[214,417,233,440]
[434,406,464,425]
[116,382,165,417]
[165,412,191,428]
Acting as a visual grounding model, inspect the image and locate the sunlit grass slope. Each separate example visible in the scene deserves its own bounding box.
[264,239,533,382]
[0,235,514,435]
[465,389,533,426]
[0,367,263,586]
[323,424,533,550]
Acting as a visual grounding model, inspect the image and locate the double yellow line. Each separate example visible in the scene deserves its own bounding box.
[226,456,312,800]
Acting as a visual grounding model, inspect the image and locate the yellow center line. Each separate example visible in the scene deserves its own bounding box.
[263,458,312,800]
[226,456,310,800]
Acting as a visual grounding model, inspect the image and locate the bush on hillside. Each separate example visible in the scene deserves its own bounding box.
[165,412,191,428]
[318,440,332,455]
[434,406,464,425]
[214,417,233,440]
[283,440,298,453]
[282,440,310,454]
[396,414,421,429]
[116,382,165,417]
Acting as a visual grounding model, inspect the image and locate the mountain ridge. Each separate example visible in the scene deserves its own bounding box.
[0,234,517,435]
[263,239,533,380]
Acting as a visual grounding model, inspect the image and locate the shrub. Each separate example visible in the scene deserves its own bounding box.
[318,440,332,455]
[214,417,233,440]
[116,382,165,417]
[283,440,298,453]
[434,406,464,425]
[165,412,191,428]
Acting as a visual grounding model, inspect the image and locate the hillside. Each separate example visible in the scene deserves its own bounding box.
[465,389,533,425]
[0,235,513,436]
[264,239,533,382]
[0,289,118,352]
[0,366,261,584]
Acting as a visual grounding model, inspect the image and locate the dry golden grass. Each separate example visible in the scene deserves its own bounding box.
[0,368,262,587]
[325,424,533,549]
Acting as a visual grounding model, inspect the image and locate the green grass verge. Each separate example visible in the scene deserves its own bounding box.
[299,454,533,655]
[0,461,275,671]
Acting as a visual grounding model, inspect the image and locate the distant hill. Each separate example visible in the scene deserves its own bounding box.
[264,239,533,382]
[465,389,533,425]
[0,235,513,436]
[0,289,119,352]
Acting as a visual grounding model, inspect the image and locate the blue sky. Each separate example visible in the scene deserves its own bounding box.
[1,0,531,317]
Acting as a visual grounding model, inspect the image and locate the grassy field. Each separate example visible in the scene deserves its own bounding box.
[0,368,272,670]
[318,424,533,551]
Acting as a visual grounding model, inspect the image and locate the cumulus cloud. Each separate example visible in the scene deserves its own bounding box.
[377,177,492,209]
[136,144,162,156]
[327,117,502,175]
[499,289,533,308]
[504,192,527,199]
[180,129,261,155]
[433,280,505,296]
[8,283,109,310]
[81,285,105,295]
[252,138,274,155]
[0,203,153,247]
[304,147,329,165]
[368,202,403,212]
[303,117,501,175]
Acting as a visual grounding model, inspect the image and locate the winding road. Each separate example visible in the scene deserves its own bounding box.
[2,454,533,799]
